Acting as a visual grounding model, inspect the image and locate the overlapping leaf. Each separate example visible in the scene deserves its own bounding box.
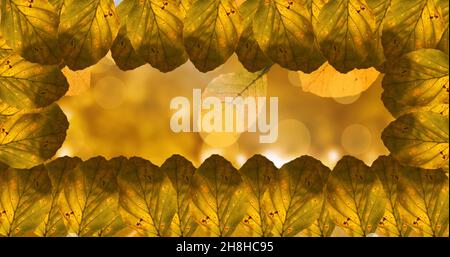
[35,157,82,237]
[190,155,248,237]
[183,0,241,72]
[235,0,272,72]
[397,166,449,236]
[118,157,177,236]
[59,156,124,236]
[0,101,19,123]
[239,155,277,237]
[0,0,61,64]
[382,49,449,117]
[253,0,324,72]
[0,53,68,109]
[371,155,411,236]
[160,155,198,237]
[0,104,68,169]
[382,111,449,170]
[382,0,446,59]
[0,35,12,58]
[58,0,120,70]
[437,0,449,54]
[0,165,52,236]
[304,156,334,237]
[111,0,145,71]
[125,0,187,72]
[315,0,377,73]
[268,156,328,237]
[326,156,386,236]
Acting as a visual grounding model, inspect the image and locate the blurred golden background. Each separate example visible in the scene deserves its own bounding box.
[56,52,393,169]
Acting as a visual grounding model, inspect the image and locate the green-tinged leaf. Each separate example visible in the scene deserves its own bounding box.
[0,35,12,58]
[253,0,324,72]
[111,0,145,71]
[382,111,449,170]
[35,157,82,237]
[371,156,411,237]
[239,155,277,237]
[438,26,449,55]
[304,157,334,237]
[161,155,198,237]
[437,0,449,54]
[382,49,449,118]
[59,156,124,236]
[58,0,120,70]
[397,166,449,237]
[0,0,61,64]
[191,155,248,237]
[268,156,328,237]
[126,0,187,72]
[326,156,387,236]
[363,0,391,67]
[118,157,176,236]
[184,0,241,72]
[0,165,52,236]
[0,54,69,109]
[235,0,272,72]
[0,104,68,169]
[315,0,377,73]
[204,68,268,99]
[382,0,446,60]
[108,156,128,177]
[303,195,335,237]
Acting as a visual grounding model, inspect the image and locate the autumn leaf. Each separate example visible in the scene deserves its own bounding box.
[0,53,69,109]
[0,165,52,236]
[235,0,272,72]
[183,0,241,72]
[382,0,446,60]
[178,0,193,18]
[315,0,377,73]
[0,104,69,169]
[0,101,19,123]
[326,156,387,236]
[397,166,449,237]
[190,155,248,237]
[239,154,277,237]
[118,157,177,236]
[437,0,448,54]
[0,35,12,58]
[298,61,380,98]
[35,156,82,237]
[253,0,324,72]
[125,0,187,72]
[160,154,198,237]
[0,0,61,64]
[304,155,335,237]
[58,0,120,70]
[111,0,146,71]
[204,67,268,99]
[268,156,328,237]
[362,0,391,67]
[382,49,449,118]
[371,155,412,237]
[59,156,124,236]
[382,111,449,170]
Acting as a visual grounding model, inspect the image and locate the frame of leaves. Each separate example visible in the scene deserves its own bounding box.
[0,0,448,237]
